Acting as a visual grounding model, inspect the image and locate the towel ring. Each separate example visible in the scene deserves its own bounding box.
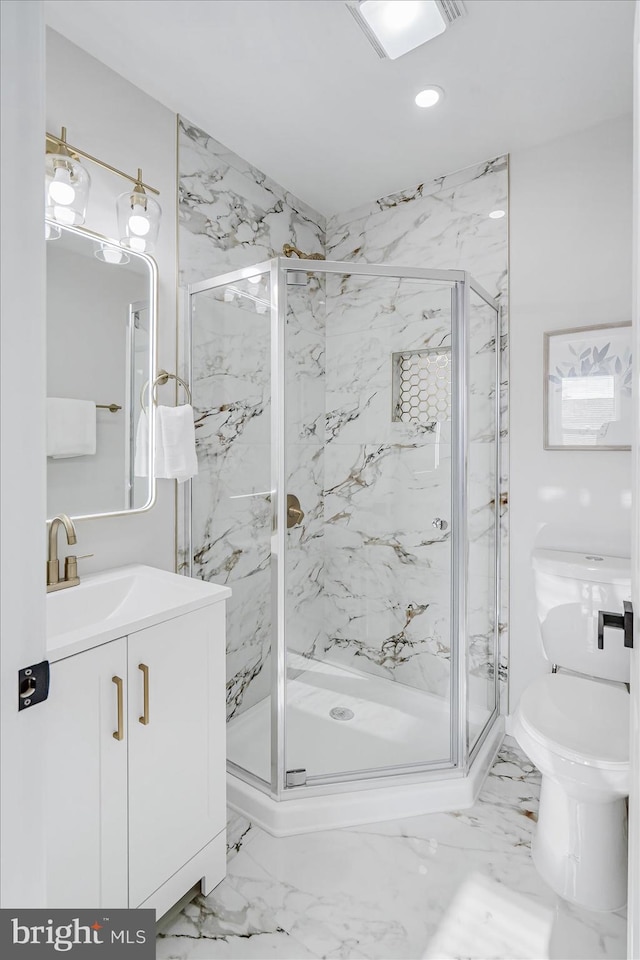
[140,370,192,412]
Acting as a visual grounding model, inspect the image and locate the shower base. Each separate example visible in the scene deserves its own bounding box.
[227,657,503,836]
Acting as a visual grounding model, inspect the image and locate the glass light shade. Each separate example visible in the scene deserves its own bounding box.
[94,241,130,265]
[116,187,161,254]
[45,221,61,241]
[45,154,91,226]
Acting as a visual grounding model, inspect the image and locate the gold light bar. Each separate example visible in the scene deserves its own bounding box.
[45,131,160,196]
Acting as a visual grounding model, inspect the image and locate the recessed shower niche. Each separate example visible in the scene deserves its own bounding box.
[392,346,452,426]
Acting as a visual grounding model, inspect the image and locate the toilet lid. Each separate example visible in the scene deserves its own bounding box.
[517,674,629,766]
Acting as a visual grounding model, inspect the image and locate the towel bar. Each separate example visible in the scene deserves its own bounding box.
[96,403,122,413]
[140,370,192,412]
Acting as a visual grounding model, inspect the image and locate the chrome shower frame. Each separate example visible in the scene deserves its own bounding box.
[186,259,501,803]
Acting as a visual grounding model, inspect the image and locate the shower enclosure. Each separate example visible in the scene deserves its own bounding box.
[186,258,501,826]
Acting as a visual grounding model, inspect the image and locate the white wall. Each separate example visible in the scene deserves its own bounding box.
[46,29,177,573]
[0,0,47,907]
[509,114,633,712]
[628,5,640,953]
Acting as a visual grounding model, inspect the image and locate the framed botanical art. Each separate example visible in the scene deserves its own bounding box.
[544,323,632,450]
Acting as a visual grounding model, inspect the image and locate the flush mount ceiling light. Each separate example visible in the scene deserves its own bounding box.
[347,0,466,60]
[45,127,162,252]
[415,86,443,108]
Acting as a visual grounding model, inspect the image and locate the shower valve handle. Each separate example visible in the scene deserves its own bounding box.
[287,494,305,529]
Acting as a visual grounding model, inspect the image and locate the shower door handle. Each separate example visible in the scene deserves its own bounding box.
[287,494,305,529]
[432,518,448,530]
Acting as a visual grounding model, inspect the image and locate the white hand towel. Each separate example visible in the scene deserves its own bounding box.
[47,398,96,458]
[154,404,198,483]
[134,410,150,477]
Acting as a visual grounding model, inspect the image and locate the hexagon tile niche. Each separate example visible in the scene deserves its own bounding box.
[392,347,452,425]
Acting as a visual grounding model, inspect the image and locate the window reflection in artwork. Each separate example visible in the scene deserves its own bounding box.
[544,324,632,450]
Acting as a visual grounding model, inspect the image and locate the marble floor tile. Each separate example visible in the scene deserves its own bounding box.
[156,930,322,960]
[157,739,627,960]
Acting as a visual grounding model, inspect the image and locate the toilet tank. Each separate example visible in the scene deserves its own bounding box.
[532,549,631,683]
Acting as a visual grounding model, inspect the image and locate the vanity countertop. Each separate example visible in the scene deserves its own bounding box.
[46,564,231,662]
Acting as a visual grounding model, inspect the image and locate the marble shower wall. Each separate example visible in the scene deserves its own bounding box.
[178,117,326,719]
[315,276,454,702]
[179,113,510,725]
[324,157,509,714]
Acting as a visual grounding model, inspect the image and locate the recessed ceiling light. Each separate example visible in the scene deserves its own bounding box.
[415,87,442,108]
[489,210,506,219]
[348,0,455,60]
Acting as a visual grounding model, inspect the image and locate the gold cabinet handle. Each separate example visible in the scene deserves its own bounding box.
[112,676,124,741]
[138,663,150,725]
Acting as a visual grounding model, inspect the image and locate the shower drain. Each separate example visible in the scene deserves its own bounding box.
[330,707,355,721]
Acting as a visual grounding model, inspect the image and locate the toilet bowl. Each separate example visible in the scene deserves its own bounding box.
[513,672,629,912]
[513,549,631,912]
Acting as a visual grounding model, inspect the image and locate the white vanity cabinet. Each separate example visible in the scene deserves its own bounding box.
[45,636,129,908]
[127,605,226,908]
[46,597,227,917]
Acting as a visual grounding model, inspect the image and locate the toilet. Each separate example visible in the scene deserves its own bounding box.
[513,549,631,913]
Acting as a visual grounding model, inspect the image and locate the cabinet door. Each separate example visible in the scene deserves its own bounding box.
[45,639,129,908]
[127,604,226,907]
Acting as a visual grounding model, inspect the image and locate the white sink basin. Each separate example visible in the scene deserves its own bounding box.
[47,564,231,660]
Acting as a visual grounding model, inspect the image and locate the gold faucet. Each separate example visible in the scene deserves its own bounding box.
[46,514,80,592]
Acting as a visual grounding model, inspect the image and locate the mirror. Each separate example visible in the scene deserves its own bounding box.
[46,220,157,520]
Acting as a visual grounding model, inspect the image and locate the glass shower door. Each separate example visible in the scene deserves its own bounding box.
[280,265,459,786]
[467,286,500,753]
[189,268,274,790]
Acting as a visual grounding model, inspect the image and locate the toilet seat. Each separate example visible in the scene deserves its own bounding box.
[517,673,629,769]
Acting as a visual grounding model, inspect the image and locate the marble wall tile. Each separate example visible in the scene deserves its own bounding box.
[327,158,507,287]
[180,116,326,719]
[323,158,509,707]
[180,116,509,734]
[180,119,325,284]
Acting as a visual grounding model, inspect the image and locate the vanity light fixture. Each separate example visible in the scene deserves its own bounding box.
[116,169,162,254]
[45,127,91,226]
[45,127,161,251]
[222,284,270,315]
[347,0,465,60]
[94,241,131,265]
[45,222,61,241]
